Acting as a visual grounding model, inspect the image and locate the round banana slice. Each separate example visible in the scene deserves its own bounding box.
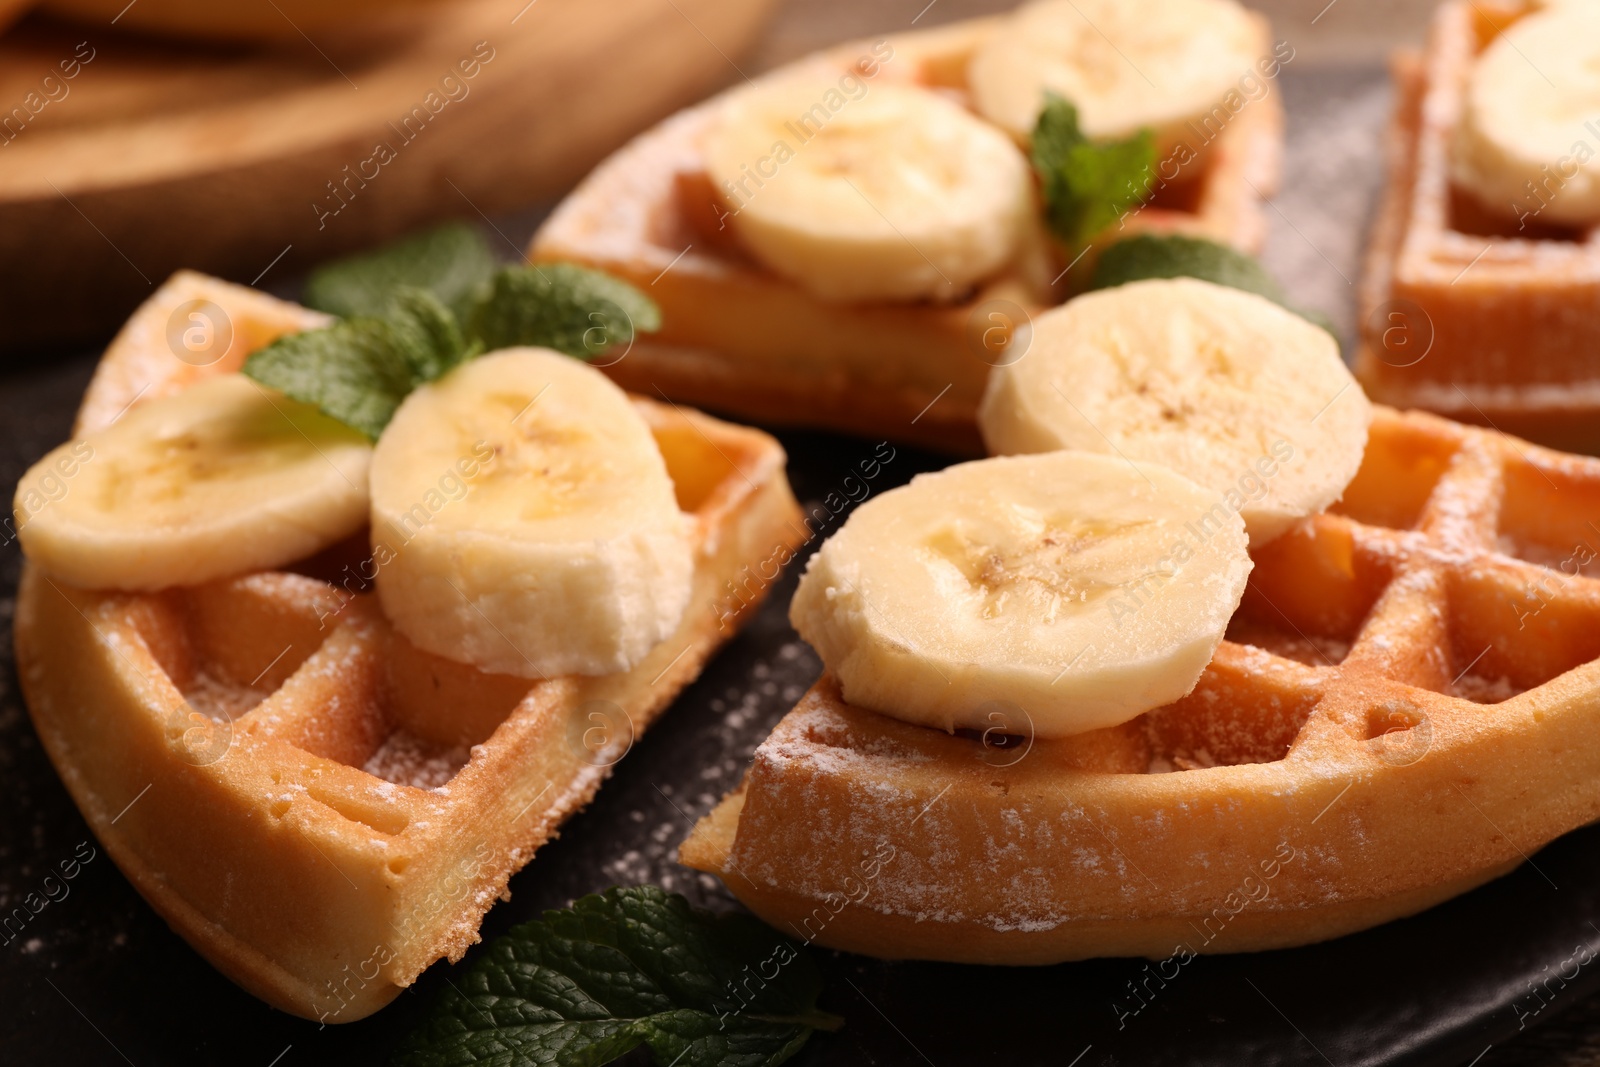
[14,374,371,592]
[968,0,1261,148]
[703,78,1032,303]
[1453,3,1600,227]
[790,451,1251,739]
[371,348,693,679]
[979,277,1369,546]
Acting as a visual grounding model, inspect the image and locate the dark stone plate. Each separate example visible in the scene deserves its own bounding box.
[1,356,1594,1067]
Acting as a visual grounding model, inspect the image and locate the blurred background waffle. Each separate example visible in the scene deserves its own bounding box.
[1357,0,1600,454]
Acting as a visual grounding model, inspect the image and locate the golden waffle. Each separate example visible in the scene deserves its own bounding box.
[531,15,1284,454]
[14,272,805,1020]
[682,406,1600,963]
[1357,1,1600,455]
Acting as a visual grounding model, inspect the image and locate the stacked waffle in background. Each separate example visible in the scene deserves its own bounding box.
[533,0,1290,451]
[1359,0,1600,453]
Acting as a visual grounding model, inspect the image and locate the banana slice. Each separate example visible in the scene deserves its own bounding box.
[371,348,692,678]
[968,0,1261,149]
[703,77,1032,303]
[14,374,372,591]
[979,278,1368,547]
[1453,3,1600,227]
[790,451,1251,739]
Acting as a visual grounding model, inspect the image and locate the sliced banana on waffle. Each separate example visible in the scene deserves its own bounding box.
[14,374,371,591]
[371,348,693,679]
[790,451,1251,739]
[1453,3,1600,226]
[980,277,1369,546]
[703,77,1032,303]
[968,0,1261,149]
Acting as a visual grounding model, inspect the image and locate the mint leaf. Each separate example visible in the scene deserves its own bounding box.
[1032,95,1155,247]
[304,222,496,324]
[243,318,417,439]
[389,286,473,381]
[243,287,470,438]
[249,219,661,437]
[469,264,662,360]
[392,886,840,1067]
[1089,232,1288,302]
[1088,233,1338,335]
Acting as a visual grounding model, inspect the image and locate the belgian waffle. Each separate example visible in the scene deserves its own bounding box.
[531,14,1284,454]
[1357,0,1600,455]
[14,272,805,1020]
[683,406,1600,962]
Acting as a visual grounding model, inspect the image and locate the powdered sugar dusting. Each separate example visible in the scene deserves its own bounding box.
[363,732,469,791]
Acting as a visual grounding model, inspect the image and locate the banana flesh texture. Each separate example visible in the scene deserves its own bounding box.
[968,0,1262,151]
[1453,3,1600,227]
[14,374,371,591]
[979,278,1369,547]
[704,78,1033,303]
[371,348,693,679]
[790,451,1252,739]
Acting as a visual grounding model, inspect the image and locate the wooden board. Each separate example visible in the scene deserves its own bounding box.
[0,0,776,349]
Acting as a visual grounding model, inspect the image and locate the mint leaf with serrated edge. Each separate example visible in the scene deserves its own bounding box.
[244,223,660,437]
[303,222,496,324]
[1032,94,1155,248]
[1088,233,1338,335]
[391,885,841,1067]
[244,287,470,438]
[242,318,417,440]
[470,263,663,359]
[389,286,474,381]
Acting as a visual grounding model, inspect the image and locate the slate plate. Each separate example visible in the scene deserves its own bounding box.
[0,62,1594,1067]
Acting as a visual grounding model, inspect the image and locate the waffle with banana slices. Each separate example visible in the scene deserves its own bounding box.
[683,407,1600,963]
[14,271,804,1021]
[531,5,1285,453]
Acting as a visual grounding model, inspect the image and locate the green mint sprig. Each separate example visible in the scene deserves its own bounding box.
[244,223,661,439]
[1032,95,1155,248]
[303,222,497,325]
[1088,233,1338,336]
[391,885,841,1067]
[471,262,662,356]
